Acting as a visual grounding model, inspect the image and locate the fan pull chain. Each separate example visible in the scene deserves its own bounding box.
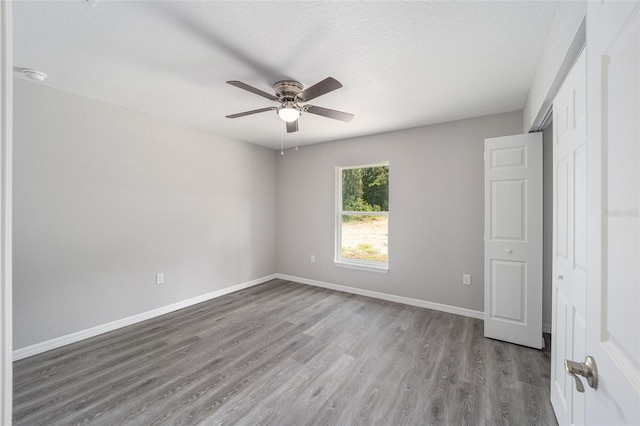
[281,121,285,156]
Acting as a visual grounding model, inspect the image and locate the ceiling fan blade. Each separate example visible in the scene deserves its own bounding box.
[227,81,278,102]
[305,105,354,122]
[226,107,277,119]
[286,120,299,133]
[297,77,343,102]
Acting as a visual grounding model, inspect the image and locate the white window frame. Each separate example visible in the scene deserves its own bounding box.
[335,162,389,273]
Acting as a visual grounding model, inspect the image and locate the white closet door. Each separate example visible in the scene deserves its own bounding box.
[550,47,586,426]
[484,133,543,349]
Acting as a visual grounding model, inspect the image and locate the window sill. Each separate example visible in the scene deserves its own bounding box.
[334,260,389,274]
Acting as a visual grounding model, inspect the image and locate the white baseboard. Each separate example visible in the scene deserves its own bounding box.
[13,274,278,361]
[277,274,484,320]
[15,273,544,361]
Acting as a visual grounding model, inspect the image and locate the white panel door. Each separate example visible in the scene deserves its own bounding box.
[550,48,587,426]
[582,1,640,424]
[484,133,543,349]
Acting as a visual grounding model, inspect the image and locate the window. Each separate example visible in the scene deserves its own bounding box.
[335,163,389,272]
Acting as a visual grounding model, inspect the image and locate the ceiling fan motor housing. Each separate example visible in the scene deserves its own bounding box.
[273,80,304,102]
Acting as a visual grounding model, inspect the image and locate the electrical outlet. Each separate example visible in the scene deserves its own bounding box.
[463,274,471,285]
[156,273,164,285]
[310,255,316,263]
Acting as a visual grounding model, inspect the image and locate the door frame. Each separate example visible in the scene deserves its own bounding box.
[0,0,13,423]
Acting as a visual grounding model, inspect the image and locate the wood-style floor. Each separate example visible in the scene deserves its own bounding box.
[13,279,558,425]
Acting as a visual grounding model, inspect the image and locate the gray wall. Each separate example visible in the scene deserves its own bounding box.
[13,79,551,350]
[277,111,523,312]
[13,79,277,349]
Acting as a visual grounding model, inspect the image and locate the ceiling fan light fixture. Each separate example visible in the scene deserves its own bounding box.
[278,106,300,123]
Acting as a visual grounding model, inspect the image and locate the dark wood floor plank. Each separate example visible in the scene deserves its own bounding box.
[13,279,558,425]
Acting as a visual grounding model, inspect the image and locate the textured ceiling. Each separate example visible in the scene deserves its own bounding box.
[13,1,558,150]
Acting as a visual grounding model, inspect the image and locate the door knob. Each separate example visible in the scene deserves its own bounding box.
[564,356,598,392]
[506,248,513,254]
[557,274,564,281]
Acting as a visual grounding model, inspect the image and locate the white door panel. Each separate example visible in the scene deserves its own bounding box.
[484,133,543,349]
[490,259,526,322]
[491,179,526,240]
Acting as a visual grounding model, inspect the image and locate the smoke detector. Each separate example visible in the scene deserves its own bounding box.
[14,67,47,82]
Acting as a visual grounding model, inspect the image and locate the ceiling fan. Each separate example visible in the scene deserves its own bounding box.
[225,77,354,133]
